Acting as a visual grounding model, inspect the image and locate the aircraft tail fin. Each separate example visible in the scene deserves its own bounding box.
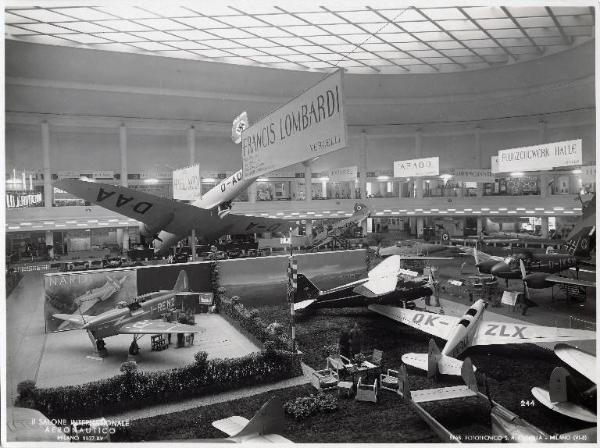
[549,367,571,403]
[461,358,478,393]
[293,274,321,311]
[230,397,285,439]
[427,339,442,378]
[172,270,189,292]
[353,202,370,217]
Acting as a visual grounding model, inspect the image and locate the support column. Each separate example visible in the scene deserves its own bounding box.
[248,182,257,203]
[475,126,484,197]
[188,125,197,260]
[541,216,549,239]
[321,180,327,199]
[476,217,483,236]
[416,217,424,238]
[120,124,128,187]
[415,179,423,199]
[538,120,549,198]
[414,129,423,199]
[305,220,313,237]
[42,121,52,208]
[350,181,356,199]
[45,230,54,258]
[303,160,312,202]
[409,217,417,236]
[122,230,130,251]
[116,228,124,248]
[359,131,367,200]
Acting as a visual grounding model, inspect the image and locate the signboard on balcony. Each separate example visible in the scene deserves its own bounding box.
[241,69,346,179]
[491,156,499,174]
[580,165,596,184]
[173,164,201,201]
[329,166,357,182]
[497,139,582,173]
[446,168,495,183]
[394,157,439,177]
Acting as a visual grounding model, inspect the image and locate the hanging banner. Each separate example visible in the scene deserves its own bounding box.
[329,166,357,182]
[231,111,249,144]
[241,69,346,179]
[497,139,582,173]
[446,168,496,183]
[57,171,81,179]
[173,164,201,201]
[491,155,499,174]
[394,157,439,178]
[580,165,596,184]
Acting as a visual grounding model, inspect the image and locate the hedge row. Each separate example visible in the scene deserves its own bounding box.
[25,348,301,419]
[220,296,293,351]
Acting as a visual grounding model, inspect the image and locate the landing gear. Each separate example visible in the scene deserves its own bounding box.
[96,338,106,351]
[129,337,140,356]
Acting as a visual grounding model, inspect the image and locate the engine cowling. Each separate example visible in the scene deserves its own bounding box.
[137,213,175,240]
[523,272,553,289]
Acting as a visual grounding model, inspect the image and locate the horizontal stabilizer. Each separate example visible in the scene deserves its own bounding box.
[402,351,474,377]
[294,299,316,312]
[52,314,93,327]
[531,387,597,423]
[212,416,249,437]
[410,385,478,404]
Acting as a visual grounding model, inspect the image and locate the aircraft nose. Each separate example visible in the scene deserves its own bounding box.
[490,262,510,277]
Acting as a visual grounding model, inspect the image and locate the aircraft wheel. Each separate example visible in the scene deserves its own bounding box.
[96,339,106,351]
[129,340,140,355]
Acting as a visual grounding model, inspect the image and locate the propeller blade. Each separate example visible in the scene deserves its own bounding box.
[519,259,527,279]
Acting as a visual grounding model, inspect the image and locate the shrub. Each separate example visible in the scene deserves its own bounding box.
[249,308,260,319]
[323,344,339,358]
[15,380,37,408]
[29,350,301,420]
[119,361,138,375]
[193,351,208,367]
[284,392,338,420]
[266,322,284,335]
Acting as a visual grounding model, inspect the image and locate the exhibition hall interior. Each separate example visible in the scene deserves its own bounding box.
[3,1,597,444]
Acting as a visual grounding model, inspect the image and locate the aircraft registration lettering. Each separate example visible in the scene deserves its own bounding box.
[132,321,153,329]
[484,324,526,338]
[96,188,153,214]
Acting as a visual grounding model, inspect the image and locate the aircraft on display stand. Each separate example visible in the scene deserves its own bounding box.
[52,270,202,354]
[294,255,441,313]
[378,236,467,258]
[531,343,597,423]
[368,298,596,377]
[55,178,294,256]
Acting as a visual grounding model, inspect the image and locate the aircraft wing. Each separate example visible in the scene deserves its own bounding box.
[353,276,398,298]
[410,385,478,404]
[554,344,597,383]
[55,179,292,237]
[368,305,459,340]
[118,320,204,334]
[544,275,596,289]
[472,322,596,347]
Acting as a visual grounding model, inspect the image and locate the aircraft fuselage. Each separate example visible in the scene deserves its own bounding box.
[83,291,177,340]
[490,254,579,279]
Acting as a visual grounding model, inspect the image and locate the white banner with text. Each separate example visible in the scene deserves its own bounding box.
[446,168,496,183]
[497,139,582,173]
[241,70,346,179]
[173,164,201,201]
[394,157,439,178]
[329,166,357,182]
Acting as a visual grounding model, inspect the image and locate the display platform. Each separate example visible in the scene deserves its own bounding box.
[36,314,261,388]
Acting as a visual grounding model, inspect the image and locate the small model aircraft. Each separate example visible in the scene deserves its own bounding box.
[531,344,597,423]
[368,298,596,376]
[378,238,465,258]
[55,179,293,256]
[57,274,129,330]
[293,255,439,313]
[306,202,371,249]
[53,270,203,354]
[211,397,292,443]
[402,358,597,443]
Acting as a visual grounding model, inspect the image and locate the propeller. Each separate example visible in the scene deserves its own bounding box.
[473,247,480,273]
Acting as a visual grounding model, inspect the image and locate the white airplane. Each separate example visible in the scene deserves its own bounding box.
[368,299,596,376]
[55,178,292,256]
[531,344,597,423]
[211,397,292,443]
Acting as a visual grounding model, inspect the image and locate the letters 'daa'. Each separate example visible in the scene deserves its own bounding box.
[97,188,153,214]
